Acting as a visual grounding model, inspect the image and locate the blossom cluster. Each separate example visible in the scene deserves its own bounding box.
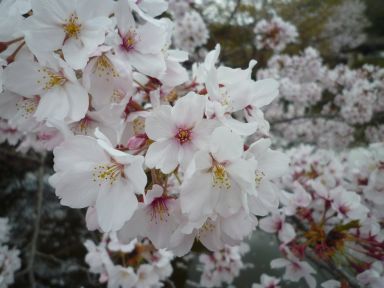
[0,0,285,258]
[259,144,384,287]
[199,243,249,287]
[322,0,369,54]
[0,218,21,288]
[258,47,384,147]
[84,233,174,288]
[253,14,298,52]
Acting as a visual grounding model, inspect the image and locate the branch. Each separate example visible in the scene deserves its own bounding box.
[305,251,360,288]
[227,0,242,23]
[28,153,46,288]
[291,217,360,288]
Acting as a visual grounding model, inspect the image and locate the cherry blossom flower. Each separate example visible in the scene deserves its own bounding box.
[3,57,89,122]
[118,184,179,249]
[145,92,215,174]
[24,0,113,69]
[357,261,384,288]
[252,274,281,288]
[50,130,146,231]
[254,14,298,52]
[114,0,167,78]
[271,254,316,288]
[259,213,296,244]
[180,126,257,221]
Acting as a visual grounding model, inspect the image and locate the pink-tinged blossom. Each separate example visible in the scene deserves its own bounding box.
[114,0,167,78]
[199,244,249,288]
[280,182,312,216]
[145,92,215,174]
[180,126,257,221]
[357,261,384,288]
[3,57,89,122]
[24,0,113,69]
[201,45,279,135]
[173,10,209,53]
[170,209,256,256]
[330,187,369,220]
[82,47,134,110]
[254,14,298,52]
[259,213,296,244]
[252,274,281,288]
[271,255,316,288]
[49,130,146,231]
[244,138,289,216]
[118,184,179,249]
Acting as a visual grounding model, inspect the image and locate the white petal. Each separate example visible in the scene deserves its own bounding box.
[180,172,214,220]
[171,92,205,128]
[145,105,175,140]
[210,126,243,162]
[34,88,70,121]
[50,164,99,208]
[145,139,179,173]
[251,78,279,108]
[136,22,166,54]
[259,216,277,233]
[124,156,147,194]
[270,258,289,269]
[278,223,295,243]
[127,51,166,78]
[3,61,45,96]
[64,82,89,121]
[96,180,138,231]
[53,135,108,171]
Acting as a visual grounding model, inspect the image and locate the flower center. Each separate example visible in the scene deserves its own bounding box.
[63,14,81,39]
[37,68,67,90]
[197,219,216,240]
[255,170,265,186]
[212,164,231,189]
[72,116,94,135]
[149,197,170,223]
[95,55,119,78]
[16,97,39,118]
[122,30,137,51]
[175,128,192,144]
[93,162,124,185]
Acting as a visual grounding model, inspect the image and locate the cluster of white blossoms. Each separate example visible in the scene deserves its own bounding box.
[258,143,384,288]
[322,0,369,54]
[198,243,249,287]
[169,0,209,55]
[0,0,286,257]
[253,14,298,52]
[258,45,384,148]
[252,274,281,288]
[173,10,209,54]
[84,233,174,288]
[0,218,21,288]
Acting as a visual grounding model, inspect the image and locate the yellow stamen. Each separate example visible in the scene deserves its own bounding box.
[212,164,231,189]
[63,14,81,39]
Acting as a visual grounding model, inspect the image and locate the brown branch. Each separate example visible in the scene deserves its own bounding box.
[227,0,242,23]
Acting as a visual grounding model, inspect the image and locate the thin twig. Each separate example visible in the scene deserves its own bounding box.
[28,153,46,288]
[227,0,242,23]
